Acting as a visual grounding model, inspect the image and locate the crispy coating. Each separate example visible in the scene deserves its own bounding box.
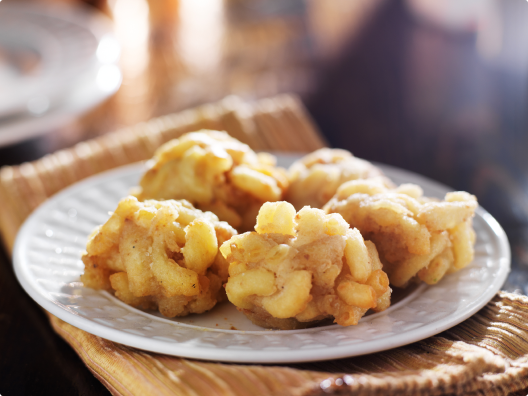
[81,196,237,317]
[286,148,394,210]
[220,202,391,329]
[135,130,288,232]
[324,180,478,288]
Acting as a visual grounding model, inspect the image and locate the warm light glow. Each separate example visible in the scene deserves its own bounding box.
[110,0,150,76]
[178,0,225,73]
[111,0,149,48]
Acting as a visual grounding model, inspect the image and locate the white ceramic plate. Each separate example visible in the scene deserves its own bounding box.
[13,158,510,363]
[0,3,121,147]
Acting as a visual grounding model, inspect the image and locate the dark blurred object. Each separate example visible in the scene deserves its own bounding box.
[306,0,528,294]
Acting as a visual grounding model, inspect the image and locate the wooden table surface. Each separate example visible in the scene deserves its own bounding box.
[2,0,528,394]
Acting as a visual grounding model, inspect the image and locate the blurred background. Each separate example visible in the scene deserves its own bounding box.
[2,0,528,292]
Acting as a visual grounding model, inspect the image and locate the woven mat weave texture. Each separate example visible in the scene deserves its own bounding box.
[1,94,525,396]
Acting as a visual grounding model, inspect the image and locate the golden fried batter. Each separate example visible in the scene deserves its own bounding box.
[286,148,393,210]
[135,130,288,232]
[81,196,237,317]
[220,202,391,329]
[324,179,478,288]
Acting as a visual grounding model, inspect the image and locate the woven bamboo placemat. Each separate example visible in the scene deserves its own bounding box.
[1,94,527,396]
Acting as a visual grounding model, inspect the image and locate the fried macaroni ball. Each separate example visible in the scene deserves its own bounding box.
[324,179,478,288]
[220,202,391,330]
[135,130,289,232]
[81,196,237,317]
[286,148,394,210]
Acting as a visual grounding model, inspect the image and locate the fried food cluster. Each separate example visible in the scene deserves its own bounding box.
[286,148,393,210]
[220,201,391,329]
[324,179,478,288]
[81,129,481,329]
[135,130,288,232]
[81,196,237,317]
